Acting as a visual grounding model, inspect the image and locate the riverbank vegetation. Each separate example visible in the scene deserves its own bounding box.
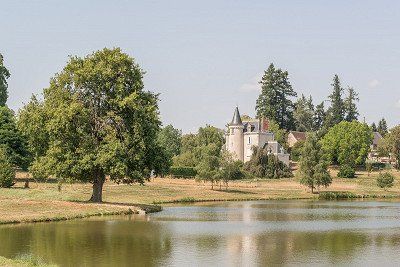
[1,168,400,224]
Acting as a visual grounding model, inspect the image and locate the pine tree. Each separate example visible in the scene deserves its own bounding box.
[0,53,10,107]
[313,101,326,131]
[327,74,345,126]
[299,133,332,193]
[371,122,377,132]
[294,94,314,132]
[377,118,388,136]
[256,63,297,130]
[344,87,359,121]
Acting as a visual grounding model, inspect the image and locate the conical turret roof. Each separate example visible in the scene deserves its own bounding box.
[230,106,242,126]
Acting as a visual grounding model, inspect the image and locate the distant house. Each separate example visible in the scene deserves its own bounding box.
[287,131,307,148]
[225,107,290,166]
[368,132,383,161]
[371,132,383,151]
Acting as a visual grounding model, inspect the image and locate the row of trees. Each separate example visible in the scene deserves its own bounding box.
[255,63,365,134]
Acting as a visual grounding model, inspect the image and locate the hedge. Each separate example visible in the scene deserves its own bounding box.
[169,166,197,178]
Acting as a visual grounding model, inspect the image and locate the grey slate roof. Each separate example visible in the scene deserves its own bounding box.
[230,106,242,126]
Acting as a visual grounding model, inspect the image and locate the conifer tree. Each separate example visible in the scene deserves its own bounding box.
[371,122,377,132]
[314,101,326,131]
[0,53,10,107]
[256,63,297,130]
[294,94,314,132]
[344,87,359,122]
[377,118,388,136]
[327,75,345,126]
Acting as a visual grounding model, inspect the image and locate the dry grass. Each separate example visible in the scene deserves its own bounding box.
[1,168,400,224]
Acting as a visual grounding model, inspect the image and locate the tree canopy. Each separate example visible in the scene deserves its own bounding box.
[321,121,372,167]
[18,48,162,202]
[256,63,297,130]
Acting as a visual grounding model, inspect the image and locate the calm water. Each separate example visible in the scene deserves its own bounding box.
[1,200,400,266]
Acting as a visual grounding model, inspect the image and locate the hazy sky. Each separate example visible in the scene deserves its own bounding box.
[1,0,399,132]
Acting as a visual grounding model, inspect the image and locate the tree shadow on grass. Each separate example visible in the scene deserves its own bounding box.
[213,189,256,195]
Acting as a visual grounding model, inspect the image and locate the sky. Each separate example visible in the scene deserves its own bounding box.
[1,0,400,133]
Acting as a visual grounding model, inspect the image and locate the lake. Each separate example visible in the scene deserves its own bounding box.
[1,200,400,266]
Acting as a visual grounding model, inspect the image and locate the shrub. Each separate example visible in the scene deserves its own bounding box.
[337,164,355,178]
[290,140,305,162]
[0,148,15,188]
[377,172,394,190]
[319,191,358,200]
[243,147,292,179]
[169,166,197,178]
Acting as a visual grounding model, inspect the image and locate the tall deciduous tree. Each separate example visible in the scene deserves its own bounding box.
[321,121,373,167]
[19,48,162,202]
[299,134,332,193]
[0,53,10,107]
[158,125,182,157]
[344,87,359,122]
[327,75,345,126]
[256,63,297,130]
[294,94,314,132]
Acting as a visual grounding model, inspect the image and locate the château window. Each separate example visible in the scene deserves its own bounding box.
[248,137,251,144]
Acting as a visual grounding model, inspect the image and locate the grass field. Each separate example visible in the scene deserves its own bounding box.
[1,168,400,225]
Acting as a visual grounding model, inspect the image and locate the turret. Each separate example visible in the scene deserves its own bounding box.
[226,107,244,161]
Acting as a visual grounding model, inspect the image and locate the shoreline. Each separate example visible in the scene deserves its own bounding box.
[1,170,400,226]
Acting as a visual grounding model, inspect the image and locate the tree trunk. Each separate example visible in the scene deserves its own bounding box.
[24,179,29,189]
[89,171,105,202]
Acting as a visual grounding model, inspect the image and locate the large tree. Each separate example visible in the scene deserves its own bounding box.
[158,124,182,157]
[256,63,297,130]
[344,87,359,122]
[0,53,10,107]
[19,48,162,202]
[327,75,345,126]
[321,121,373,167]
[299,133,331,193]
[294,94,314,132]
[173,125,224,167]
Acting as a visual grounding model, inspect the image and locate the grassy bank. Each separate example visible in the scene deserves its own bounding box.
[0,168,399,224]
[0,256,56,267]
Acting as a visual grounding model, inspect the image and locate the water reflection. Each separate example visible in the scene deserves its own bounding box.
[1,200,400,266]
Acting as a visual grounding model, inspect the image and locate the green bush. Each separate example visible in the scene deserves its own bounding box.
[337,164,355,178]
[169,166,197,178]
[0,149,15,188]
[319,191,358,200]
[290,140,305,162]
[377,172,394,190]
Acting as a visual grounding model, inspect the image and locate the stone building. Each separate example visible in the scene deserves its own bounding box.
[225,107,290,166]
